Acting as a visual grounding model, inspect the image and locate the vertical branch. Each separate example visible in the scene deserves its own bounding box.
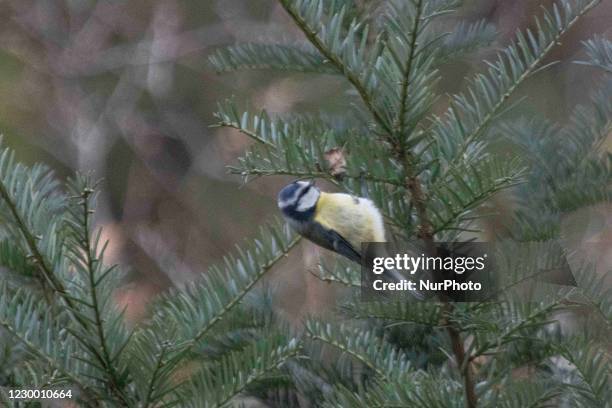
[394,0,424,137]
[78,187,132,407]
[400,149,478,408]
[400,3,602,402]
[447,315,478,408]
[142,341,169,407]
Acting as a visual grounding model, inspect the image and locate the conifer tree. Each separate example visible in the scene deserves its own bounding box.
[0,0,609,407]
[210,0,611,406]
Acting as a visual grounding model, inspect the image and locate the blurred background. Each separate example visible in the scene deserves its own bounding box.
[0,0,609,323]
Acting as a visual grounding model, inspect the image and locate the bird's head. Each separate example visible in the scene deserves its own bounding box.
[277,180,320,221]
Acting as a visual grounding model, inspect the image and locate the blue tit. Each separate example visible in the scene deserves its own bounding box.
[277,180,385,265]
[277,180,423,300]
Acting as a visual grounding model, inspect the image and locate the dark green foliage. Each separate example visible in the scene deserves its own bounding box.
[0,143,302,406]
[1,0,610,407]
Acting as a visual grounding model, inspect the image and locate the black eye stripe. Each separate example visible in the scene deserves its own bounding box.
[295,185,310,202]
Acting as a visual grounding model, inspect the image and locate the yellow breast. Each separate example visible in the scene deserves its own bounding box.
[314,192,386,250]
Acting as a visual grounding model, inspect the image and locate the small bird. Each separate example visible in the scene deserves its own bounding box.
[278,181,423,299]
[277,180,423,299]
[277,180,385,264]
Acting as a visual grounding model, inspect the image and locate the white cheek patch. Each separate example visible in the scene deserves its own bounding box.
[296,189,319,212]
[278,184,305,208]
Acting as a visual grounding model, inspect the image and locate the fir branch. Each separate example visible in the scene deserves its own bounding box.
[309,258,361,287]
[212,118,276,148]
[229,168,403,187]
[183,236,300,354]
[190,338,301,407]
[0,240,37,282]
[428,157,526,235]
[128,328,183,406]
[320,380,390,408]
[0,320,96,403]
[383,29,463,403]
[379,0,449,144]
[468,297,566,363]
[558,340,612,406]
[139,221,301,402]
[209,43,336,74]
[432,0,602,171]
[323,374,464,408]
[73,185,132,407]
[205,1,608,407]
[575,35,612,73]
[277,0,393,134]
[493,381,563,408]
[305,321,413,382]
[499,82,612,217]
[396,2,603,401]
[447,319,477,408]
[215,101,405,187]
[341,301,442,328]
[400,156,477,407]
[436,20,497,65]
[0,148,94,332]
[390,41,479,408]
[0,166,70,306]
[0,284,97,403]
[573,266,612,331]
[142,341,169,408]
[394,0,424,137]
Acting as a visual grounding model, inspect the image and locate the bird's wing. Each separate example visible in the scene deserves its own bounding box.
[304,222,363,264]
[304,222,425,300]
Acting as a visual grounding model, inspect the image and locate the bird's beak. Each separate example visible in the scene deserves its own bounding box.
[308,179,316,187]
